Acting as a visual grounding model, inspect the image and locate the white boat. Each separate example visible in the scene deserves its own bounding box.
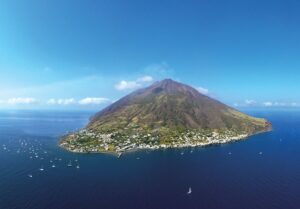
[39,167,44,171]
[76,165,80,169]
[28,174,33,178]
[52,164,56,168]
[67,161,72,167]
[187,187,192,195]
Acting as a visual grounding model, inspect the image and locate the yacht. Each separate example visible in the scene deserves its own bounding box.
[187,187,192,195]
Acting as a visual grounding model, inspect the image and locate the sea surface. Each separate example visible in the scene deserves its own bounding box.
[0,110,300,209]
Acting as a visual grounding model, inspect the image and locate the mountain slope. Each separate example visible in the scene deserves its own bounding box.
[89,79,269,133]
[60,79,271,153]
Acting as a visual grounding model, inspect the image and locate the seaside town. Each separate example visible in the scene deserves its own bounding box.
[60,129,249,154]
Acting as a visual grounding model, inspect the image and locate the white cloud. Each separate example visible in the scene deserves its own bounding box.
[137,76,153,82]
[235,100,300,108]
[115,75,154,91]
[263,102,273,107]
[196,86,209,95]
[47,98,57,105]
[7,97,38,105]
[265,102,299,107]
[234,99,256,107]
[78,97,110,105]
[274,102,286,107]
[47,98,76,105]
[46,97,111,106]
[57,98,76,105]
[245,99,256,105]
[291,102,298,107]
[115,80,141,90]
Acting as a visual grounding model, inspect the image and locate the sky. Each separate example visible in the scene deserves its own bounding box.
[1,0,300,110]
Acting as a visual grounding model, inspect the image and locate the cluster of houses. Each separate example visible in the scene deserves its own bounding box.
[61,128,249,154]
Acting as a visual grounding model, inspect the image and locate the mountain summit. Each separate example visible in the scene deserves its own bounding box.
[61,79,271,153]
[90,79,269,131]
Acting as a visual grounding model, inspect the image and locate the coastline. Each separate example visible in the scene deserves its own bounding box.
[59,127,272,155]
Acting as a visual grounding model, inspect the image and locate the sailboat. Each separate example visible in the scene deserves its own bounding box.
[67,161,72,167]
[187,187,192,195]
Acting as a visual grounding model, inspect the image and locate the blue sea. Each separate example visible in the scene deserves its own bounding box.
[0,110,300,209]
